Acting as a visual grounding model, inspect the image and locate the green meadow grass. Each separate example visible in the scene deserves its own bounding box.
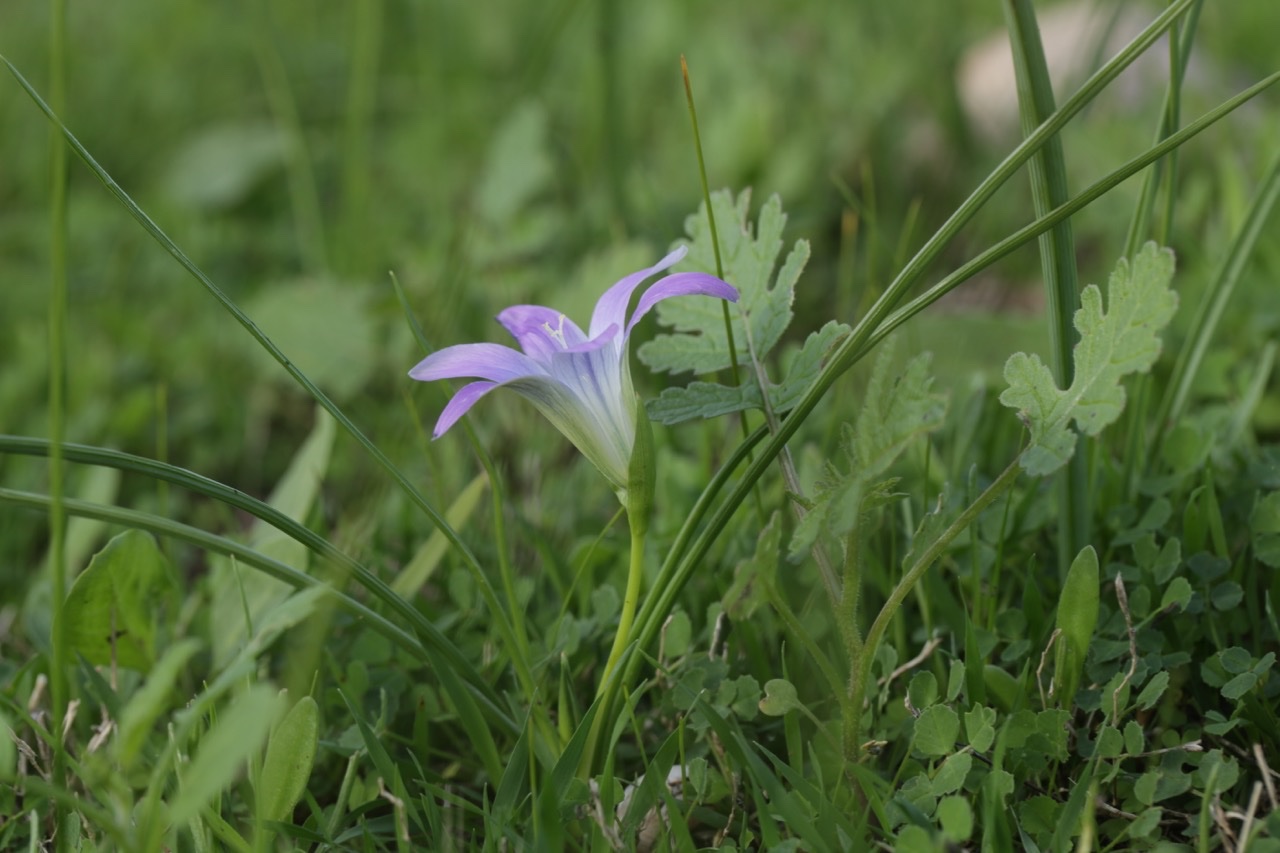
[3,0,1280,849]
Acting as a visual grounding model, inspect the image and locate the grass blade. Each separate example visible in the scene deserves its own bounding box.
[0,435,508,729]
[0,486,515,734]
[1150,148,1280,459]
[0,52,536,699]
[1003,0,1087,569]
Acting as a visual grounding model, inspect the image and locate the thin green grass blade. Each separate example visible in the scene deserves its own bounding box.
[432,645,506,786]
[389,272,533,679]
[335,690,426,841]
[0,487,514,733]
[1003,0,1081,392]
[539,692,601,811]
[1049,763,1096,852]
[1123,1,1204,255]
[695,697,839,851]
[0,53,536,699]
[0,435,506,727]
[628,425,768,670]
[1004,0,1087,568]
[617,731,680,838]
[45,0,71,824]
[339,0,382,274]
[1150,148,1280,460]
[841,0,1197,362]
[632,1,1215,655]
[6,778,126,849]
[199,805,253,853]
[753,742,864,841]
[245,0,328,272]
[869,71,1280,354]
[490,713,532,831]
[1118,2,1203,499]
[656,784,698,852]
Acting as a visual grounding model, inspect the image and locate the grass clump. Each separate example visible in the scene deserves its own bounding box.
[2,1,1280,849]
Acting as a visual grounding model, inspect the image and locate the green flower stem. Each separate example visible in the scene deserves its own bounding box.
[599,517,647,696]
[580,509,647,777]
[680,55,740,390]
[582,400,655,775]
[845,459,1021,756]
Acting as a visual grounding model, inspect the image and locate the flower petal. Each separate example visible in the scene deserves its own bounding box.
[588,245,688,339]
[497,305,589,359]
[626,272,739,336]
[433,380,499,436]
[408,343,545,383]
[564,323,619,354]
[508,367,635,489]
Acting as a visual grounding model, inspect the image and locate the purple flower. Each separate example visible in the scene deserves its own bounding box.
[409,246,737,491]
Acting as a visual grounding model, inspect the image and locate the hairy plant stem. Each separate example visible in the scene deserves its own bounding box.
[764,582,846,704]
[839,515,866,762]
[844,460,1022,757]
[680,56,767,525]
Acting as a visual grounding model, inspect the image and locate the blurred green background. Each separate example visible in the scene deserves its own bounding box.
[3,0,1278,600]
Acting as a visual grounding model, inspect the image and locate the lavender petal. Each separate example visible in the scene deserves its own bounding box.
[626,272,739,335]
[409,343,545,383]
[433,380,499,436]
[497,305,589,358]
[587,245,688,339]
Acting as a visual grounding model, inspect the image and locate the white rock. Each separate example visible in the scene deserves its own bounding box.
[957,2,1211,144]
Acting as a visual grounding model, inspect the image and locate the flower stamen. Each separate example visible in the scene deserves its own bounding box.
[542,314,569,348]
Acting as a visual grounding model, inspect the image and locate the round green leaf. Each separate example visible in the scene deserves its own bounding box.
[893,825,934,853]
[908,671,939,710]
[931,751,972,796]
[936,796,974,841]
[913,705,960,757]
[1160,577,1193,612]
[758,678,802,717]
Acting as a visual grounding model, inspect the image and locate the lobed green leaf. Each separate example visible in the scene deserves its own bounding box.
[638,188,808,376]
[913,705,960,757]
[645,320,849,425]
[1000,242,1177,476]
[788,345,947,559]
